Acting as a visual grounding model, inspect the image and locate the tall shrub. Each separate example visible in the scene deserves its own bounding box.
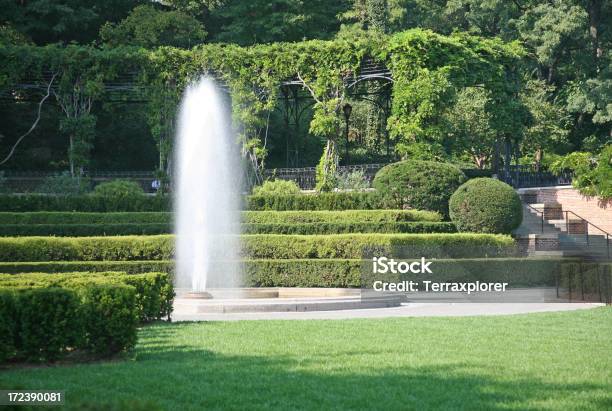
[449,178,522,234]
[373,160,466,217]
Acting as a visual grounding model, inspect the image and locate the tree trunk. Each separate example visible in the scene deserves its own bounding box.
[588,0,603,67]
[69,135,75,177]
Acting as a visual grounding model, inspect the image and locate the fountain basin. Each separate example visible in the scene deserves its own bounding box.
[173,288,402,314]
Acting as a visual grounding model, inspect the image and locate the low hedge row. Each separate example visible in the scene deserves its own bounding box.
[0,222,456,236]
[0,271,173,322]
[0,209,441,225]
[0,284,137,363]
[0,223,171,237]
[0,234,515,261]
[242,234,514,259]
[246,192,385,211]
[0,260,173,274]
[0,194,170,212]
[0,209,447,236]
[0,258,568,289]
[559,262,612,301]
[242,222,456,235]
[247,258,567,288]
[244,209,442,223]
[0,193,386,212]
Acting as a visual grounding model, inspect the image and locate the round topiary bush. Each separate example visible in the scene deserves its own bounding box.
[372,160,466,217]
[449,178,523,234]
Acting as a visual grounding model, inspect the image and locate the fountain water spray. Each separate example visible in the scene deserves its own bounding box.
[174,78,242,293]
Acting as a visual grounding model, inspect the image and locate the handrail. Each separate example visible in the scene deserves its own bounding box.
[523,201,610,259]
[563,209,612,238]
[523,203,544,233]
[562,210,611,259]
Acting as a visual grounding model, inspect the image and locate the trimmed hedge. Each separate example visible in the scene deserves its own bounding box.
[0,222,455,236]
[449,178,523,234]
[0,194,170,212]
[0,210,447,236]
[0,193,386,212]
[559,262,612,301]
[244,209,442,223]
[0,235,174,262]
[247,258,567,288]
[242,222,456,234]
[373,161,467,217]
[0,223,171,237]
[0,209,440,225]
[0,212,170,224]
[0,233,515,261]
[246,192,385,211]
[0,260,173,275]
[0,271,173,322]
[0,284,137,363]
[0,258,568,289]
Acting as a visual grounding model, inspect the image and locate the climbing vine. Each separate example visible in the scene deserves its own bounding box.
[0,29,523,189]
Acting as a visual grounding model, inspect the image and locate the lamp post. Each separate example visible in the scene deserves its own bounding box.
[343,103,352,165]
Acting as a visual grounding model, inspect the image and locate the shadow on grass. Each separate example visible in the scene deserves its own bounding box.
[2,321,610,410]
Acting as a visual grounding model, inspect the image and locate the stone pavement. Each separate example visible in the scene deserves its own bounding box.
[171,302,603,322]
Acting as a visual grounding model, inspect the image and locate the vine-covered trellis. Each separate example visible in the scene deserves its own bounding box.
[0,29,524,191]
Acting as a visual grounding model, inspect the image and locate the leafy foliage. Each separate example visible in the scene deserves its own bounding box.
[36,172,90,195]
[334,169,370,191]
[550,145,612,199]
[449,178,522,234]
[92,179,145,198]
[373,160,466,216]
[252,179,301,196]
[100,5,207,48]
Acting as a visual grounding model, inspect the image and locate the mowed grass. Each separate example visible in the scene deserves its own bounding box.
[1,308,611,410]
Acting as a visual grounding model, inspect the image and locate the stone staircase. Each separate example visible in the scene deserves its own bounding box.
[514,198,611,260]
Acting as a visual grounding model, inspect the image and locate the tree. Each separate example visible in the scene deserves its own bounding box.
[520,79,571,167]
[0,0,141,45]
[210,0,349,45]
[340,0,390,33]
[100,5,207,48]
[442,87,496,169]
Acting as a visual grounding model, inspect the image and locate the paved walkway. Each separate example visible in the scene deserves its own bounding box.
[171,302,603,322]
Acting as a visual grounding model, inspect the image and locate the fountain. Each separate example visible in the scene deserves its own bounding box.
[172,77,400,316]
[174,77,242,295]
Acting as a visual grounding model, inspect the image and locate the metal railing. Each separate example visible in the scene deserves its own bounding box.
[500,165,573,188]
[523,201,611,259]
[264,163,388,190]
[524,203,545,233]
[562,210,611,259]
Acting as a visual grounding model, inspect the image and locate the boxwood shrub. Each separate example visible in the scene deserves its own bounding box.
[0,284,137,363]
[246,258,566,288]
[449,178,523,234]
[373,160,466,217]
[0,210,441,225]
[0,210,446,236]
[0,221,455,236]
[0,271,173,322]
[0,223,171,237]
[0,258,567,290]
[242,222,456,235]
[0,194,171,212]
[0,233,515,261]
[0,192,386,212]
[246,192,385,211]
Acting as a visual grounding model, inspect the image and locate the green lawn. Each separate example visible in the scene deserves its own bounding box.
[2,308,611,410]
